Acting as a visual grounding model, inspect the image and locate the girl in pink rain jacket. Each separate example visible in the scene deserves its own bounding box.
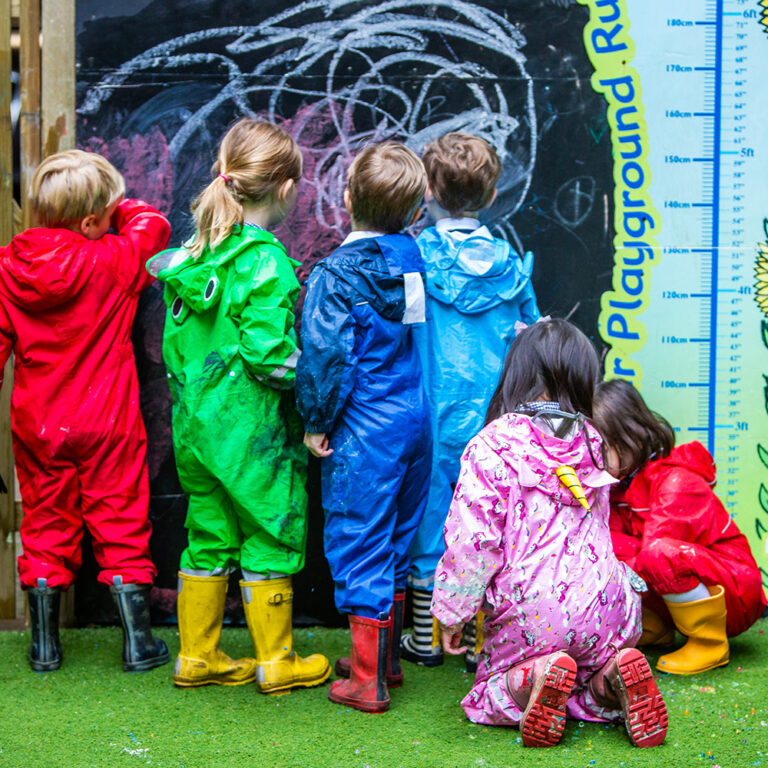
[431,319,668,750]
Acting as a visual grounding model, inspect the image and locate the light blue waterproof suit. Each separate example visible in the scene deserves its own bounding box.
[409,219,540,587]
[296,233,432,618]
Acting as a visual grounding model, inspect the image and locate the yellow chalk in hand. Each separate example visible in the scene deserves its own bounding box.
[556,465,590,511]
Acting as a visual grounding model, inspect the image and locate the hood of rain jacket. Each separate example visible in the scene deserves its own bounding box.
[417,224,535,314]
[481,412,615,508]
[641,441,716,487]
[0,228,98,310]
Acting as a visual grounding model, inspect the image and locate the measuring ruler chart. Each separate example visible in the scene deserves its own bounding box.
[583,0,768,571]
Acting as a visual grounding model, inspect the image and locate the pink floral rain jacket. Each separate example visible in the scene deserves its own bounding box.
[431,412,642,725]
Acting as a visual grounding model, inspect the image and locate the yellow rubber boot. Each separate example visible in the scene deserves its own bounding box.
[657,585,729,675]
[639,606,675,647]
[240,577,331,694]
[174,572,257,687]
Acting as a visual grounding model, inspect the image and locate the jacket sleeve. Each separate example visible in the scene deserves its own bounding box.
[431,436,508,629]
[610,506,641,565]
[518,252,540,325]
[238,249,300,389]
[295,263,356,434]
[641,467,721,547]
[99,199,171,294]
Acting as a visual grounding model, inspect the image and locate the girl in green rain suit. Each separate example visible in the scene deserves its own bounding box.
[148,119,329,693]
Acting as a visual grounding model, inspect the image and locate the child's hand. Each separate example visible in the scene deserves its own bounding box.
[304,432,333,458]
[440,624,468,655]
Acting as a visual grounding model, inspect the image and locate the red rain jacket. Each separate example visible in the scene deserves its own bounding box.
[610,441,766,636]
[0,199,170,588]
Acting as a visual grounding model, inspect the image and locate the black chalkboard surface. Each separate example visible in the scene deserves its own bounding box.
[74,0,613,625]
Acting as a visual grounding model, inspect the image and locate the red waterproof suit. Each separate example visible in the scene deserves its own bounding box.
[0,200,170,589]
[610,441,766,637]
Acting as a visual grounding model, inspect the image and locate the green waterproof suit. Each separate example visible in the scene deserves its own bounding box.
[148,225,308,575]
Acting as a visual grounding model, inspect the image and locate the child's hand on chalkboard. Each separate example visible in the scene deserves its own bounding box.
[304,432,333,458]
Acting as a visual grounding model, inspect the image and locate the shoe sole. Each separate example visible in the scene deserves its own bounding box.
[521,654,577,748]
[174,674,257,688]
[615,649,668,747]
[656,657,729,675]
[399,647,444,667]
[123,649,172,673]
[27,649,62,672]
[29,660,61,672]
[259,664,332,694]
[328,687,390,713]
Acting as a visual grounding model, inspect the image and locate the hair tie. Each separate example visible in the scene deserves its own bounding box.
[218,173,230,184]
[514,315,551,337]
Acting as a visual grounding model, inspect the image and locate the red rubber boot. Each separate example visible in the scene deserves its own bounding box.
[329,615,390,713]
[386,591,405,688]
[506,652,577,747]
[334,591,405,688]
[589,647,668,748]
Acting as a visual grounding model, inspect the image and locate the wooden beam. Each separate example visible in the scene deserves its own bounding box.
[41,0,74,156]
[0,0,15,620]
[19,0,40,229]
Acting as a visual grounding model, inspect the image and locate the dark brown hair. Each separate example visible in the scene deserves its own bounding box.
[485,318,601,425]
[422,132,501,216]
[592,379,675,477]
[347,141,426,233]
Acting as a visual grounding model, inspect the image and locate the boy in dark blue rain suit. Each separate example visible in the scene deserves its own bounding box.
[402,133,540,670]
[297,142,431,714]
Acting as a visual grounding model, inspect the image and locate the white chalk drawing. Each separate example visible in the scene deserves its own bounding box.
[79,0,537,251]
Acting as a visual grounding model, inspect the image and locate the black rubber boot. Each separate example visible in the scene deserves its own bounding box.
[27,584,63,672]
[110,583,170,672]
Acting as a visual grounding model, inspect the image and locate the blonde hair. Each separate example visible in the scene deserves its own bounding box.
[422,132,501,216]
[347,142,426,234]
[30,150,125,227]
[190,119,303,258]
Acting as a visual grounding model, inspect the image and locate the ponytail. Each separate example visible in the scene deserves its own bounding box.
[189,174,244,258]
[188,119,302,259]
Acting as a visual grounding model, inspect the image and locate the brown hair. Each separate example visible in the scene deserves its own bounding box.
[485,318,601,425]
[422,132,501,216]
[190,118,302,257]
[592,379,675,477]
[30,150,125,227]
[346,142,426,234]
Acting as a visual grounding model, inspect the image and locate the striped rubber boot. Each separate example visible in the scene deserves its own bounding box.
[462,612,484,673]
[400,588,443,667]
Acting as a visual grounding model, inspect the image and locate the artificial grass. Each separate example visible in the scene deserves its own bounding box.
[0,620,765,768]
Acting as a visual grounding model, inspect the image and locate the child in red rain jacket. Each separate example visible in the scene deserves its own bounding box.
[593,379,766,675]
[0,150,171,673]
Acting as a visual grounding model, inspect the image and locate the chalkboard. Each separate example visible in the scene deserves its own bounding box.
[74,0,613,625]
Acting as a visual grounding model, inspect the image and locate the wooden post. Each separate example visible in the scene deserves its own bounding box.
[19,0,40,228]
[41,0,74,156]
[0,0,16,619]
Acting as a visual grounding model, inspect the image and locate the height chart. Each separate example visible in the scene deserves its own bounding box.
[585,0,768,582]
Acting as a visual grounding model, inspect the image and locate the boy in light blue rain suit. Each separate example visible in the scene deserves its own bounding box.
[402,132,540,669]
[296,142,431,714]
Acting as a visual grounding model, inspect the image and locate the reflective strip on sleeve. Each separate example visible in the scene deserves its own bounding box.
[402,272,426,325]
[268,347,301,379]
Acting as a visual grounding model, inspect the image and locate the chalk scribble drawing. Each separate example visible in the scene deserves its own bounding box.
[79,0,538,267]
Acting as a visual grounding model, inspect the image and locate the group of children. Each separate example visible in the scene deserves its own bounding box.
[0,119,764,751]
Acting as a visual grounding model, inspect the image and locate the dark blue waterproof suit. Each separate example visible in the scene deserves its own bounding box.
[296,233,432,618]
